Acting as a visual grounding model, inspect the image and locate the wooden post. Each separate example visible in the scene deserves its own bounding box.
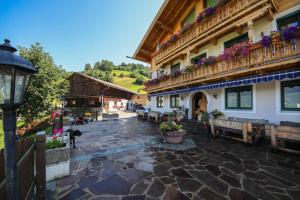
[242,122,248,143]
[210,119,216,137]
[270,124,277,147]
[35,135,46,200]
[247,20,254,42]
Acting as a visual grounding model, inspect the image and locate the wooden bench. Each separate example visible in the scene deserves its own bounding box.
[271,121,300,154]
[148,111,160,122]
[210,118,268,144]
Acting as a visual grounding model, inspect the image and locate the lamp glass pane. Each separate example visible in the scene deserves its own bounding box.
[14,69,30,104]
[0,66,12,105]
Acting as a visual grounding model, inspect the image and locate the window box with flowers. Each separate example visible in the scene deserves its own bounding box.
[45,131,70,181]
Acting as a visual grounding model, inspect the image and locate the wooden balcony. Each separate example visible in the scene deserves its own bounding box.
[152,0,278,65]
[147,37,300,93]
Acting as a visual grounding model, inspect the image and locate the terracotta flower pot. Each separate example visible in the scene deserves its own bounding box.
[164,129,186,144]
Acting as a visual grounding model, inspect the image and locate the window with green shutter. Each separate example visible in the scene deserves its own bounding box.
[182,9,195,28]
[277,10,300,31]
[225,86,253,110]
[281,80,300,111]
[170,95,180,108]
[157,96,163,108]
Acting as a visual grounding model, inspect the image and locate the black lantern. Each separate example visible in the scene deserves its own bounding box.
[0,39,37,200]
[0,39,37,110]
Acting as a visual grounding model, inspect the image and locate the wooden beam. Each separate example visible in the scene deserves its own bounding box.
[140,49,152,56]
[157,21,173,34]
[210,38,217,45]
[267,9,274,21]
[234,26,243,34]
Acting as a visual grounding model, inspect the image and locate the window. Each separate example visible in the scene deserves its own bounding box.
[157,96,163,108]
[224,33,249,49]
[182,9,195,28]
[191,53,207,65]
[72,100,76,105]
[277,10,300,31]
[89,100,95,105]
[171,63,180,75]
[170,95,180,108]
[225,86,252,109]
[281,80,300,111]
[205,0,217,8]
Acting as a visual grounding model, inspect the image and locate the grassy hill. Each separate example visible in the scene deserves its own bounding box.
[112,70,148,94]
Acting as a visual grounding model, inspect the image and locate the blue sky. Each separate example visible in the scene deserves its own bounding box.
[0,0,163,71]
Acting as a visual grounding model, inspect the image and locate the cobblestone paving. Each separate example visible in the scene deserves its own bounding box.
[47,118,300,200]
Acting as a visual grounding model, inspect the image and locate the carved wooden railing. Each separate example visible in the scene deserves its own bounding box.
[147,37,300,92]
[153,0,277,65]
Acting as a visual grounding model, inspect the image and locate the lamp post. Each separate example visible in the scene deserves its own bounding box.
[0,39,37,200]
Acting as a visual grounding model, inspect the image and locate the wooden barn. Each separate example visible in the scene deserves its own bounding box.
[65,73,138,115]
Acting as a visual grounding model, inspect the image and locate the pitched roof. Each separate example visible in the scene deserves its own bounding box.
[133,0,191,63]
[68,72,139,95]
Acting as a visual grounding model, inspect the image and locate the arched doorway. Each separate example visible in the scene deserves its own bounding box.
[192,92,208,120]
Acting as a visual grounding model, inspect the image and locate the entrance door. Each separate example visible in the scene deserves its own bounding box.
[192,92,208,119]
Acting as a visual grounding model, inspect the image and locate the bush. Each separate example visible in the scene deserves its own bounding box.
[129,72,138,78]
[113,73,116,76]
[119,73,125,77]
[134,77,145,85]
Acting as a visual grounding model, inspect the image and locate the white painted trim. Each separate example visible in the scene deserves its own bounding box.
[275,79,300,116]
[221,84,257,114]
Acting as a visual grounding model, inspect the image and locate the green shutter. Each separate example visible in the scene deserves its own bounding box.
[206,0,217,7]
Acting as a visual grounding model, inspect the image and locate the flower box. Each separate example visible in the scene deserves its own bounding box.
[45,132,70,181]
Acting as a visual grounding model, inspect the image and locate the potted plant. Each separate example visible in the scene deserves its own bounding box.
[159,121,186,144]
[210,109,224,119]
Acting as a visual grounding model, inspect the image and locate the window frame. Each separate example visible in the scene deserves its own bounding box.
[170,94,180,108]
[277,9,300,31]
[280,79,300,111]
[225,85,253,110]
[191,53,207,65]
[181,8,196,28]
[156,96,163,108]
[204,0,217,8]
[170,63,180,75]
[224,33,249,49]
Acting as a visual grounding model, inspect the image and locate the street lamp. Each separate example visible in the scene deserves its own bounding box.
[0,39,37,200]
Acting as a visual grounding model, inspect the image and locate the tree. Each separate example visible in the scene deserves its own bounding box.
[84,63,92,71]
[18,43,69,122]
[84,70,112,82]
[134,76,145,85]
[94,60,114,72]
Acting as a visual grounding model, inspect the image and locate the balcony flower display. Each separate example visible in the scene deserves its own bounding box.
[260,35,272,47]
[197,6,216,24]
[220,41,250,61]
[196,56,216,68]
[171,70,182,78]
[283,26,298,41]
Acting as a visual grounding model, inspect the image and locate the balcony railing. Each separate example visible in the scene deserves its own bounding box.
[152,0,277,65]
[146,34,300,92]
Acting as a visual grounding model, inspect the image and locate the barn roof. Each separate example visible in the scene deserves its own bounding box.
[68,72,139,95]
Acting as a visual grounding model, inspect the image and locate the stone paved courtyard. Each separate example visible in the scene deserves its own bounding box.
[47,117,300,200]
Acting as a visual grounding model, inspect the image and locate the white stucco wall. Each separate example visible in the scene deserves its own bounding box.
[151,80,300,124]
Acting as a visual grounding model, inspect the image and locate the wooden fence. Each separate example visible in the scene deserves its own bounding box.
[0,135,46,200]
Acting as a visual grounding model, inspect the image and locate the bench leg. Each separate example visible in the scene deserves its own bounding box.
[271,125,277,148]
[242,123,248,143]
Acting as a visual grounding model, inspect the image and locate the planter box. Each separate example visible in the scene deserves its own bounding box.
[46,133,70,181]
[164,130,186,144]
